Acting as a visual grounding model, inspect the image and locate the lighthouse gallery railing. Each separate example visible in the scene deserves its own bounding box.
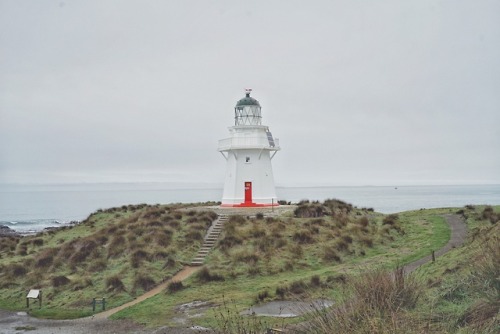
[218,136,280,151]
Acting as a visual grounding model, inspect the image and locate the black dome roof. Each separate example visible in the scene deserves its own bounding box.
[235,92,261,107]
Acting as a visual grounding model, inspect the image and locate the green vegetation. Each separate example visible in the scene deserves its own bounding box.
[0,203,218,318]
[0,200,498,333]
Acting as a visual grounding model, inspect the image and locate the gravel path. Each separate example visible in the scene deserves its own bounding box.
[403,214,466,274]
[94,266,201,319]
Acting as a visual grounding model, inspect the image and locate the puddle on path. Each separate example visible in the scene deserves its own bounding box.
[241,299,333,318]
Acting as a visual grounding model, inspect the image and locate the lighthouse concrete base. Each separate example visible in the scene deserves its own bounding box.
[220,202,279,208]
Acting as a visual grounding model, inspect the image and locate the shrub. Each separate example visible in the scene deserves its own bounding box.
[88,258,107,272]
[326,274,347,285]
[255,212,264,220]
[107,235,127,258]
[300,268,421,333]
[334,239,350,252]
[290,244,303,258]
[8,264,27,277]
[310,218,325,226]
[247,266,261,276]
[323,246,342,263]
[310,275,321,287]
[72,277,93,291]
[146,220,163,227]
[31,238,44,247]
[105,275,126,292]
[341,235,353,244]
[16,244,27,256]
[152,250,169,260]
[162,257,176,269]
[131,250,150,268]
[234,251,260,264]
[275,286,288,299]
[360,236,374,248]
[289,280,307,295]
[167,281,184,293]
[256,290,269,302]
[294,203,326,218]
[155,233,171,247]
[185,231,203,241]
[293,229,314,244]
[167,220,180,229]
[228,215,246,225]
[69,239,99,266]
[357,216,369,227]
[52,275,70,287]
[196,267,225,282]
[383,214,399,225]
[250,227,266,238]
[35,254,54,268]
[133,274,156,291]
[218,235,243,251]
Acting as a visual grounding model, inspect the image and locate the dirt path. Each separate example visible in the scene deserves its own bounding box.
[403,214,466,274]
[94,265,201,319]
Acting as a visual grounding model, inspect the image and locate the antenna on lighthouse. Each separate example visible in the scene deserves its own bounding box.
[245,88,252,97]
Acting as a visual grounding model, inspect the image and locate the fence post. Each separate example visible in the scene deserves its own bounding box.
[432,250,435,262]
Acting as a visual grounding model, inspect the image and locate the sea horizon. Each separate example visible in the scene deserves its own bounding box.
[1,183,499,234]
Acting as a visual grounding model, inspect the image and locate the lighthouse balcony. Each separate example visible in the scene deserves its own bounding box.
[218,136,280,151]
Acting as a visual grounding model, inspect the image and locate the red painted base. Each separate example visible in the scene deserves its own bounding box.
[220,202,280,208]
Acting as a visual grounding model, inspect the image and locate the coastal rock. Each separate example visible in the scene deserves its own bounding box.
[0,224,20,237]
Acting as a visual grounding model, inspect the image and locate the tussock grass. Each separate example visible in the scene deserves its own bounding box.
[196,267,225,283]
[133,273,156,292]
[167,281,184,293]
[296,267,422,333]
[105,275,126,292]
[0,203,218,317]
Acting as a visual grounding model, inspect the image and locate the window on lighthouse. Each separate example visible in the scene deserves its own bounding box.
[245,157,251,163]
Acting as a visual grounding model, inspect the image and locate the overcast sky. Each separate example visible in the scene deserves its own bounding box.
[1,0,499,186]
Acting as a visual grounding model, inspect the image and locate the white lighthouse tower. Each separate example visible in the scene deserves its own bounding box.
[218,89,280,207]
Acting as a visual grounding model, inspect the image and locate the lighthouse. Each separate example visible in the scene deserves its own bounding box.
[218,89,280,207]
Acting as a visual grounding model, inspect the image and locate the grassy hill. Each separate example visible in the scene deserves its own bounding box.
[0,200,498,333]
[0,202,218,318]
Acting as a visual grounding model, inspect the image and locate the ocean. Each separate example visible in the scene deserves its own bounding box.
[1,183,499,234]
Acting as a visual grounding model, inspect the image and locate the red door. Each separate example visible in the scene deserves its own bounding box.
[244,182,252,203]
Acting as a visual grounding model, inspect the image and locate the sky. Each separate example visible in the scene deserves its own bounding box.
[1,0,499,187]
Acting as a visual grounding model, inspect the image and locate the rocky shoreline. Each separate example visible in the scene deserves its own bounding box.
[0,225,20,238]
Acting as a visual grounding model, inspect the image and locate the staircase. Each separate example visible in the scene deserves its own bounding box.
[190,214,227,266]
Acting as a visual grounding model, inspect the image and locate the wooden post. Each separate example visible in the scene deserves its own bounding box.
[92,298,96,312]
[432,250,435,262]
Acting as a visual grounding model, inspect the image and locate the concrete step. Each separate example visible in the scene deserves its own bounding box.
[191,262,204,266]
[191,214,226,265]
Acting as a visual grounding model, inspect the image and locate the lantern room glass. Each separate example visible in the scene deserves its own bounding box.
[234,105,262,126]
